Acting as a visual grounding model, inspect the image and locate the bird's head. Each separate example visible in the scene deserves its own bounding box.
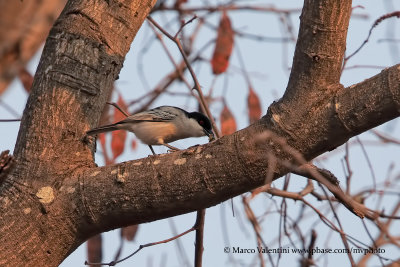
[187,111,214,140]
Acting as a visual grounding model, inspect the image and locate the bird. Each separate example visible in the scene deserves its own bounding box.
[86,106,214,155]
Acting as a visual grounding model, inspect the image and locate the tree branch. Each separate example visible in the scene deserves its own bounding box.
[76,63,400,233]
[285,0,352,100]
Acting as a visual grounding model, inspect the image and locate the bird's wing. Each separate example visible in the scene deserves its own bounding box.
[117,107,178,124]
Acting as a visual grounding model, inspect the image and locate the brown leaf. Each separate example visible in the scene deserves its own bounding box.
[211,12,234,75]
[247,86,262,124]
[87,234,102,265]
[131,139,137,151]
[174,0,187,8]
[220,104,237,136]
[121,225,139,241]
[111,95,128,160]
[99,133,106,148]
[98,133,112,165]
[111,130,126,160]
[18,68,33,93]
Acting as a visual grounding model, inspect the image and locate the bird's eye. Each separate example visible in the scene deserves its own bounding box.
[199,120,204,125]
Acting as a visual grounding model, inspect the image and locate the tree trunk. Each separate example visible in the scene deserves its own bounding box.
[0,0,399,266]
[0,0,156,265]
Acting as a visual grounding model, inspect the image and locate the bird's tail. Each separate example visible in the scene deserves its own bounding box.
[86,124,119,136]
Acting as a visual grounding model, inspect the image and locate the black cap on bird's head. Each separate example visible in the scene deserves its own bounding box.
[188,111,214,139]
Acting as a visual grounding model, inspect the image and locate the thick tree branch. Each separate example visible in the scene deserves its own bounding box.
[272,0,353,155]
[285,0,351,100]
[77,63,400,232]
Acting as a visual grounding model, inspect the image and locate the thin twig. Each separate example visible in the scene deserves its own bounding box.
[168,219,192,266]
[371,129,400,145]
[300,230,317,267]
[194,209,206,267]
[147,15,221,138]
[220,203,241,266]
[360,219,385,266]
[356,136,377,190]
[256,131,378,220]
[147,20,201,103]
[106,102,129,117]
[319,185,355,266]
[153,4,301,15]
[85,226,196,266]
[113,230,125,263]
[0,119,21,122]
[345,11,400,63]
[0,99,21,118]
[174,15,198,39]
[343,142,352,195]
[242,196,274,267]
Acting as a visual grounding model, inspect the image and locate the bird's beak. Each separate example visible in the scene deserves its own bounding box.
[204,129,215,141]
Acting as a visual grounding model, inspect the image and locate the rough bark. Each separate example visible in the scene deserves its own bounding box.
[0,0,399,266]
[0,0,67,95]
[0,0,156,265]
[68,64,400,228]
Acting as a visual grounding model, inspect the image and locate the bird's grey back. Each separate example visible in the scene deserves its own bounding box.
[120,106,184,124]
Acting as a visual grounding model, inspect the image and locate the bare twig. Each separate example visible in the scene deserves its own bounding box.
[0,99,21,118]
[356,136,377,190]
[129,60,189,112]
[0,119,21,122]
[146,16,226,267]
[300,230,317,267]
[174,15,198,39]
[113,230,125,263]
[220,203,240,267]
[106,102,129,117]
[256,131,378,219]
[345,11,400,63]
[147,15,221,138]
[319,185,355,266]
[343,142,352,194]
[147,20,201,103]
[168,219,192,266]
[194,209,205,267]
[85,225,197,266]
[371,129,400,145]
[242,196,274,267]
[152,4,301,16]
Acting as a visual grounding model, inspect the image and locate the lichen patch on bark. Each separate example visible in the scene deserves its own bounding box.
[36,186,55,204]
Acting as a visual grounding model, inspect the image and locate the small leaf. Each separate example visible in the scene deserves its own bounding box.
[211,12,234,75]
[247,86,262,124]
[111,131,126,160]
[18,68,33,93]
[131,139,137,151]
[111,94,128,160]
[87,234,102,265]
[121,225,139,241]
[174,0,187,8]
[220,104,237,136]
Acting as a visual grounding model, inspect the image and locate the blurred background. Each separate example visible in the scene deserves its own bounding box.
[1,0,399,266]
